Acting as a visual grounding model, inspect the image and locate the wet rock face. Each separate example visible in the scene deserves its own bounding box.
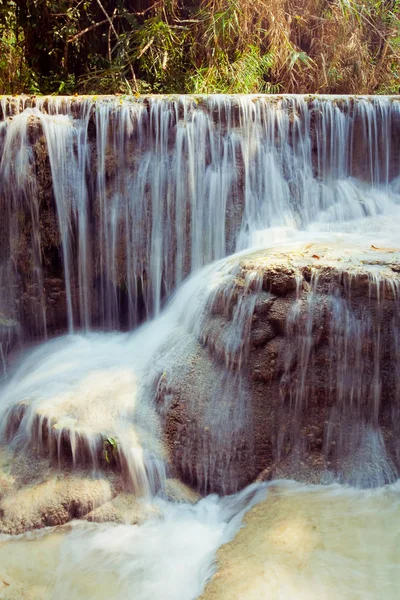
[161,348,256,495]
[161,244,400,493]
[0,315,19,377]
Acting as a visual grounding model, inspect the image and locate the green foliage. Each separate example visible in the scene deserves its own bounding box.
[188,46,276,94]
[103,436,118,464]
[0,0,398,95]
[131,16,189,92]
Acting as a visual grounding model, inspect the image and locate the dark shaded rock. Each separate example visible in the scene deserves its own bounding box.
[251,337,285,383]
[267,296,294,334]
[263,268,298,296]
[250,320,276,347]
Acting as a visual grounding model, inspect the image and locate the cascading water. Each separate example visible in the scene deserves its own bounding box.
[0,95,399,336]
[0,95,399,599]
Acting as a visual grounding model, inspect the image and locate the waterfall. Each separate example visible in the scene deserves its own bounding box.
[0,94,399,598]
[0,94,399,494]
[0,95,399,339]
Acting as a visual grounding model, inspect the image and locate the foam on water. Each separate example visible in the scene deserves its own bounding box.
[0,480,399,599]
[0,482,268,599]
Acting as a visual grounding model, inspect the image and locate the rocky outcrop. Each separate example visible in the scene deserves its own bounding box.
[160,242,400,493]
[0,445,198,535]
[0,447,114,534]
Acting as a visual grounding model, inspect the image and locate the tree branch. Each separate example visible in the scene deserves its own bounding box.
[137,37,155,59]
[68,18,111,43]
[95,0,119,39]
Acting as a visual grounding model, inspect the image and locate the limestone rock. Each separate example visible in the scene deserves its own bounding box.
[161,242,400,493]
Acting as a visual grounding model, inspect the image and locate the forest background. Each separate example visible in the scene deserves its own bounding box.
[0,0,399,95]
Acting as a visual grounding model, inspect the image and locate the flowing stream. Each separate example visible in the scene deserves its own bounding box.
[0,481,400,599]
[0,95,399,598]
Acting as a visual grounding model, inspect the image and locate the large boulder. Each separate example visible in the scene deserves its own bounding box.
[160,241,400,493]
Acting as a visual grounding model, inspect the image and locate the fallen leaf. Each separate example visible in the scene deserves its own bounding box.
[312,254,320,260]
[371,245,397,253]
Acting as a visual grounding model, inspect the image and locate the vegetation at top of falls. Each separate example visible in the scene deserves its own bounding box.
[0,0,399,96]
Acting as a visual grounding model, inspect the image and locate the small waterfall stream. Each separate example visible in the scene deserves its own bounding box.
[0,95,399,599]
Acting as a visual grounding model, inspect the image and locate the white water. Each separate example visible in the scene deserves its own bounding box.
[0,228,398,597]
[1,480,400,600]
[0,255,241,493]
[0,483,269,600]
